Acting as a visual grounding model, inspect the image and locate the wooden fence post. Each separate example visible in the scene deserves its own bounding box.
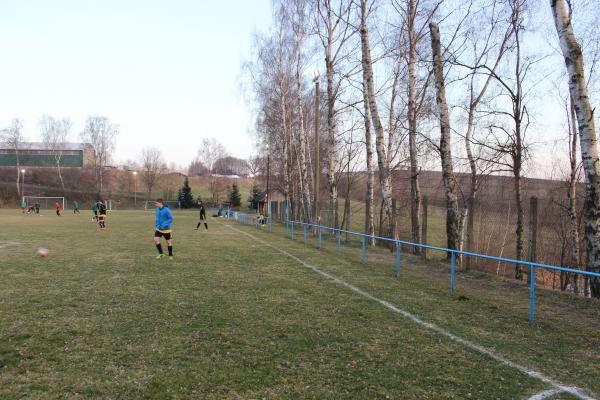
[421,196,428,259]
[527,196,538,286]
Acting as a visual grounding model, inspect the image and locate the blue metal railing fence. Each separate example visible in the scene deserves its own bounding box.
[232,211,600,323]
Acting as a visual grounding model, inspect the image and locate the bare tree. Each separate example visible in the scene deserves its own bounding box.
[244,8,296,213]
[80,116,119,195]
[40,115,72,194]
[0,119,25,197]
[469,0,533,280]
[195,138,228,203]
[360,0,394,237]
[196,138,227,175]
[450,0,515,262]
[316,0,356,229]
[247,155,262,177]
[362,56,375,244]
[392,0,441,250]
[551,0,600,297]
[288,0,313,222]
[188,159,208,176]
[566,98,582,293]
[140,147,163,200]
[430,21,460,255]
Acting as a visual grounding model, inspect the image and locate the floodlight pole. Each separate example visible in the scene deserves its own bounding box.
[313,71,320,228]
[133,171,138,207]
[266,143,271,230]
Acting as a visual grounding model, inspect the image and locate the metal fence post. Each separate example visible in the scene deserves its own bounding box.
[396,241,401,278]
[337,233,341,256]
[530,265,536,323]
[319,227,323,249]
[303,224,307,245]
[268,201,272,232]
[361,238,366,264]
[451,251,456,295]
[291,223,295,240]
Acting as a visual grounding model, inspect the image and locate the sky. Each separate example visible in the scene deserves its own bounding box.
[0,0,272,168]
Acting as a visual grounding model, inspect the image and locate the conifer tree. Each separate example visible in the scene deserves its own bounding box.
[229,183,242,207]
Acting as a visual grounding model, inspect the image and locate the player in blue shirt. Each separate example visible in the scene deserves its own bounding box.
[154,198,174,260]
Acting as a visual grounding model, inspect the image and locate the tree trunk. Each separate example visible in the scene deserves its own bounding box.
[282,94,290,205]
[57,161,65,194]
[514,158,524,281]
[568,99,580,293]
[408,0,421,253]
[360,0,393,238]
[465,197,475,271]
[99,165,104,195]
[527,196,538,288]
[362,62,375,245]
[325,5,338,230]
[15,150,21,198]
[460,108,479,257]
[343,169,351,241]
[314,81,321,227]
[296,45,312,222]
[551,0,600,297]
[430,22,460,258]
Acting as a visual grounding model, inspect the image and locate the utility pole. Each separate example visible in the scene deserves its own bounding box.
[266,143,271,230]
[133,171,137,207]
[313,70,320,226]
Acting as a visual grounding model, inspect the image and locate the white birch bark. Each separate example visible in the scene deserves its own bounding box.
[324,2,339,229]
[430,22,460,254]
[359,0,393,235]
[294,28,312,222]
[2,120,24,198]
[568,99,580,293]
[551,0,600,297]
[408,0,421,250]
[281,95,290,203]
[362,64,375,244]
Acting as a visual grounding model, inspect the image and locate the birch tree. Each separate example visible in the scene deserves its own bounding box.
[450,0,515,262]
[80,116,119,196]
[566,98,581,293]
[196,138,227,176]
[140,147,163,200]
[360,0,394,236]
[551,0,600,297]
[316,0,355,229]
[430,21,460,254]
[362,59,375,243]
[392,0,441,250]
[470,0,532,280]
[40,115,72,194]
[0,119,24,197]
[290,0,313,222]
[245,16,295,213]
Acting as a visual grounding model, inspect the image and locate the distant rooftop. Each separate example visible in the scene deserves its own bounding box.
[0,142,89,151]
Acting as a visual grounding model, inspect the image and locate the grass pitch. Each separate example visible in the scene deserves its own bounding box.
[0,209,599,399]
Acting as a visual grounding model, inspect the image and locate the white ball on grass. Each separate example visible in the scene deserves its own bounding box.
[36,247,49,257]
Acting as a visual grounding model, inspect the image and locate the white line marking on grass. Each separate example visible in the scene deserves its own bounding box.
[527,388,563,399]
[0,241,22,249]
[227,225,595,400]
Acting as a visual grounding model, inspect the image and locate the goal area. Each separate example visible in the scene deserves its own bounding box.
[22,196,65,210]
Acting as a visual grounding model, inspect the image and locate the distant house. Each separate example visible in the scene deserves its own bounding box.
[0,142,94,168]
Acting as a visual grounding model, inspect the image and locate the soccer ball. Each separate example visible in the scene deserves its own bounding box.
[36,248,49,257]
